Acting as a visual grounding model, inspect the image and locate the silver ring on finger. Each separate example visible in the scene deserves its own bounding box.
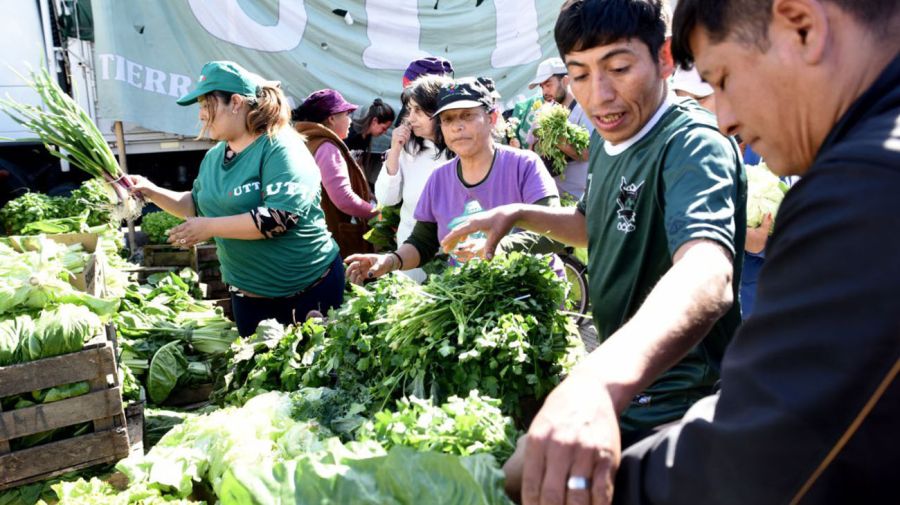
[179,238,186,244]
[566,475,590,491]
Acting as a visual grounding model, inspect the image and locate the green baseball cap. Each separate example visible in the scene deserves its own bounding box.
[176,60,261,106]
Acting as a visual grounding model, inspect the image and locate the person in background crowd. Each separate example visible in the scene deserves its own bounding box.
[345,98,395,153]
[129,61,343,337]
[670,66,716,112]
[293,89,378,257]
[346,78,563,284]
[374,75,453,283]
[395,56,455,126]
[345,98,396,190]
[527,56,595,199]
[442,2,746,501]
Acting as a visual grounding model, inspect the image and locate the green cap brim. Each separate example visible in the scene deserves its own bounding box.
[176,88,204,106]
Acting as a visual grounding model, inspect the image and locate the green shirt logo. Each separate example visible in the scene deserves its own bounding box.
[615,177,645,233]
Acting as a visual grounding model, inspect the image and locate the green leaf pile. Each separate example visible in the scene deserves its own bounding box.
[303,252,584,419]
[358,390,518,462]
[532,103,591,177]
[141,211,185,245]
[363,203,401,250]
[746,162,789,232]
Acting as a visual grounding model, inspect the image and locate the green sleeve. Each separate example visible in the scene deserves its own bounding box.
[496,196,567,255]
[662,126,745,258]
[403,220,440,263]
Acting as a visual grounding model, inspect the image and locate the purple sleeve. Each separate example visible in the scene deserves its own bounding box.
[519,150,560,203]
[314,142,377,219]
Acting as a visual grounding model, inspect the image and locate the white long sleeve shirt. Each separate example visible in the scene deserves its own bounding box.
[374,140,448,282]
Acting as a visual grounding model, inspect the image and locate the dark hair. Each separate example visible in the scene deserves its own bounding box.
[351,98,396,137]
[291,101,328,124]
[555,0,667,63]
[201,84,290,139]
[402,74,453,157]
[672,0,899,68]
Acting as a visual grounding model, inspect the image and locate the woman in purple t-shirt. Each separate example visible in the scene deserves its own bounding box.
[345,78,561,283]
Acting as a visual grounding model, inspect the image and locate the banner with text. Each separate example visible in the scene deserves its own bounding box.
[92,0,565,136]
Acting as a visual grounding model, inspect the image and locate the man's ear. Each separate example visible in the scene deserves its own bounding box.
[658,38,676,79]
[561,74,572,88]
[771,0,829,64]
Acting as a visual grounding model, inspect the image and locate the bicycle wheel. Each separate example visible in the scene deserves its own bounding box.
[561,254,589,326]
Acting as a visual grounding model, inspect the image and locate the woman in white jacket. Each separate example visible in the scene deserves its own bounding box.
[374,75,453,282]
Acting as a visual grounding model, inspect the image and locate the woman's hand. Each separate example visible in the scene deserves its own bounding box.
[344,254,396,284]
[390,122,412,152]
[126,174,160,200]
[168,217,213,249]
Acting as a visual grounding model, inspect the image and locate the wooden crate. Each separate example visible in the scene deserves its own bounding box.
[200,280,229,300]
[193,243,219,268]
[142,244,194,267]
[0,338,131,490]
[122,265,181,284]
[197,266,221,283]
[125,401,145,456]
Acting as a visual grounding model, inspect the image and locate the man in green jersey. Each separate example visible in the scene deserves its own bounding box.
[441,1,745,503]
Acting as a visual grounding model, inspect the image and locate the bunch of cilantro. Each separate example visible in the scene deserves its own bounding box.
[303,252,584,420]
[532,103,591,177]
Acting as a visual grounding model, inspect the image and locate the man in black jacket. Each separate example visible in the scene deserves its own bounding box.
[502,0,900,504]
[610,0,900,504]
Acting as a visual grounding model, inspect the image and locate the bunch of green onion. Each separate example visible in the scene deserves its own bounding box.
[0,67,143,220]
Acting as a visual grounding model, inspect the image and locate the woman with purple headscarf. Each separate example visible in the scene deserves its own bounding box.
[293,89,378,256]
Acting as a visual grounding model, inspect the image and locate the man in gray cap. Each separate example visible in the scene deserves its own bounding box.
[529,57,595,199]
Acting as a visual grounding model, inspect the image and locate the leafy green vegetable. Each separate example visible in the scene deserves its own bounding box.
[63,178,117,227]
[35,381,90,403]
[13,304,101,362]
[359,391,519,462]
[532,103,591,177]
[49,477,200,504]
[115,269,237,405]
[0,315,33,366]
[147,341,189,404]
[303,253,583,420]
[0,239,118,317]
[212,319,326,407]
[289,387,370,440]
[0,192,62,235]
[141,211,186,245]
[37,304,100,358]
[118,392,322,498]
[219,445,513,505]
[363,203,402,250]
[746,162,789,231]
[0,67,143,220]
[20,211,90,235]
[0,179,116,236]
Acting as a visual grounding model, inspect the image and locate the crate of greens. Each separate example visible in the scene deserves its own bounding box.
[0,308,130,490]
[141,211,193,267]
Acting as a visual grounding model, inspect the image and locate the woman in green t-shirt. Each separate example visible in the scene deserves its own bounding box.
[128,61,342,337]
